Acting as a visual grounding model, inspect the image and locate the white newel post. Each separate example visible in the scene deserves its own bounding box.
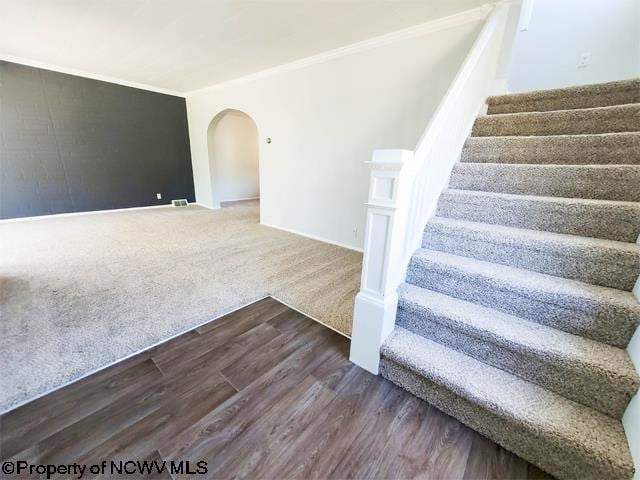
[349,149,415,374]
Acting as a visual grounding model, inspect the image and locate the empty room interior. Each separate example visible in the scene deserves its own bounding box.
[1,0,640,478]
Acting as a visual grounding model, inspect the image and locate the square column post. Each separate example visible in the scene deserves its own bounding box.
[349,149,415,373]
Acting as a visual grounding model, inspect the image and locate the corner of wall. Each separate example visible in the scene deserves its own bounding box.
[624,327,640,480]
[624,254,640,479]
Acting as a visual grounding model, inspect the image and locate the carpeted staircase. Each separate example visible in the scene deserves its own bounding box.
[380,78,640,479]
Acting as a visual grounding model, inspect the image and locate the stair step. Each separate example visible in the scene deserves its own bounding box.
[406,249,640,347]
[472,104,640,137]
[449,163,640,201]
[461,133,640,165]
[380,327,634,480]
[486,78,640,114]
[396,283,639,419]
[422,217,640,290]
[436,189,640,242]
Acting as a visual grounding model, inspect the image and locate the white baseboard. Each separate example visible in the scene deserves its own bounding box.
[261,222,363,253]
[192,202,221,210]
[220,196,260,203]
[0,204,175,224]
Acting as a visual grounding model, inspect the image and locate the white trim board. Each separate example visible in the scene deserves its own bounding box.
[186,5,490,97]
[192,202,221,211]
[220,196,260,203]
[2,4,489,98]
[0,54,184,97]
[261,222,364,253]
[0,204,176,224]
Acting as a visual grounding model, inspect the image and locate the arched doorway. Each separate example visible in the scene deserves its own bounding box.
[207,109,259,209]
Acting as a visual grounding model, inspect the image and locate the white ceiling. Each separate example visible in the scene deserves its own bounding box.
[0,0,487,94]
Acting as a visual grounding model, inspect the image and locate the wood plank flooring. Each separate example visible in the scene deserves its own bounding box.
[0,298,553,479]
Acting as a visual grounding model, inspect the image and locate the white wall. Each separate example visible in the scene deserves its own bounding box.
[207,110,259,204]
[626,275,640,480]
[626,327,640,480]
[186,14,483,250]
[508,0,640,92]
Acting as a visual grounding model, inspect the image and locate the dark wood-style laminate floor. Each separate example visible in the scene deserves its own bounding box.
[1,298,553,479]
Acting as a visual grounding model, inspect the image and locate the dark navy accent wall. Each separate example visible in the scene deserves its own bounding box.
[0,61,195,219]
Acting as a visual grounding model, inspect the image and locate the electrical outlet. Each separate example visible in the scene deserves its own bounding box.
[577,52,591,68]
[353,227,359,238]
[156,193,162,200]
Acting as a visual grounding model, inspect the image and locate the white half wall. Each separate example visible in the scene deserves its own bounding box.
[208,110,259,204]
[186,14,483,250]
[508,0,640,92]
[625,271,640,479]
[626,325,640,480]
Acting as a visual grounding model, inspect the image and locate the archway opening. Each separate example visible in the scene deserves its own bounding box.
[207,109,259,210]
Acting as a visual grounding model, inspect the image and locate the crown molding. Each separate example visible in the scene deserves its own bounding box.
[186,4,493,97]
[0,3,496,99]
[0,54,184,97]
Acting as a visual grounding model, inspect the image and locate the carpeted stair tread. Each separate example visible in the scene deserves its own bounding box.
[396,283,639,419]
[449,163,640,201]
[422,217,640,290]
[486,78,640,114]
[436,189,640,242]
[380,327,634,480]
[384,80,640,480]
[406,249,640,347]
[461,132,640,165]
[471,103,640,137]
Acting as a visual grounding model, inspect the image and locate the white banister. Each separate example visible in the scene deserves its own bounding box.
[350,1,519,373]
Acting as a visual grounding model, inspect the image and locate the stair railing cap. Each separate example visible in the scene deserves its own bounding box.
[365,149,415,171]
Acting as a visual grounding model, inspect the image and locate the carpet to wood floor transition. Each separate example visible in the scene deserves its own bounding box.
[0,201,361,412]
[0,298,552,480]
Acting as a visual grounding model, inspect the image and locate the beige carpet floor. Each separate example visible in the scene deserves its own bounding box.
[0,201,362,412]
